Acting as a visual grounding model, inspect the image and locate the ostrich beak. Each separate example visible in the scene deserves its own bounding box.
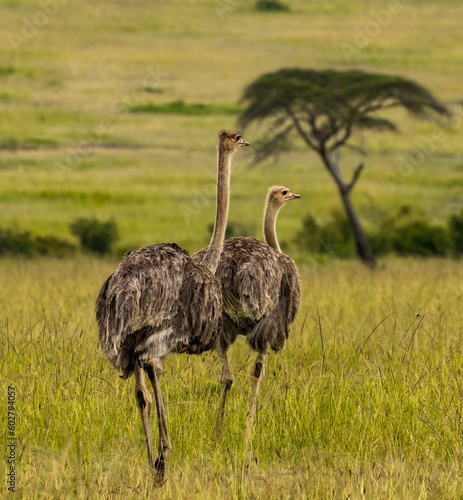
[290,193,301,200]
[239,138,250,147]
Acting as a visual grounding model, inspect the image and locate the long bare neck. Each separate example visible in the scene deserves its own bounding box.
[263,200,281,253]
[201,144,231,273]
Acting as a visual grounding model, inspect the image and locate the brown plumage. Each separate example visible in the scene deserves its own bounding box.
[193,186,301,438]
[96,130,249,482]
[96,244,220,376]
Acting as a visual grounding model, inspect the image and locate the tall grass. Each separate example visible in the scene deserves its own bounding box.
[2,257,463,497]
[2,0,463,496]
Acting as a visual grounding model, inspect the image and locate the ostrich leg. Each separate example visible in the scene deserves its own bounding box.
[145,359,171,483]
[134,362,156,470]
[215,348,233,436]
[244,352,267,441]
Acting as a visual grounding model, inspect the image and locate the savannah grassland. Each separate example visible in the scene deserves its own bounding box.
[2,0,463,498]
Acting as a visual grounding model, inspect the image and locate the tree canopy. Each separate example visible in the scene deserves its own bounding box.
[238,68,451,267]
[239,68,450,161]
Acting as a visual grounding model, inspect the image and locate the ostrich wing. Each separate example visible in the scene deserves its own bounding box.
[194,237,300,351]
[96,244,221,372]
[246,251,301,352]
[175,259,222,353]
[278,253,301,327]
[216,238,283,323]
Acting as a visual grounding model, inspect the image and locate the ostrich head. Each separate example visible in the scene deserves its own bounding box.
[268,186,301,208]
[218,129,250,152]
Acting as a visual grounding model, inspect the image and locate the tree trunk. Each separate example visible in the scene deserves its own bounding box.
[321,152,377,268]
[338,185,376,268]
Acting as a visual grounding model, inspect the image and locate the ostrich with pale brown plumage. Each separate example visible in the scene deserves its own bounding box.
[194,185,301,438]
[95,130,249,482]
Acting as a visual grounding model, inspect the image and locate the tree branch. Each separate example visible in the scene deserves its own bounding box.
[250,122,294,166]
[343,142,367,156]
[359,98,399,114]
[286,105,320,152]
[346,163,364,193]
[329,122,353,152]
[311,108,342,144]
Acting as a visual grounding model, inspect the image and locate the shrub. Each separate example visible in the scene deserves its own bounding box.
[295,215,320,251]
[368,228,393,256]
[0,229,36,256]
[448,209,463,255]
[390,220,449,256]
[297,205,453,259]
[254,0,290,12]
[368,206,450,257]
[69,218,118,255]
[295,210,355,258]
[35,235,77,256]
[0,229,76,257]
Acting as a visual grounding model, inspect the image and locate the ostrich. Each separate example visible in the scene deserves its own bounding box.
[95,130,249,481]
[194,185,301,438]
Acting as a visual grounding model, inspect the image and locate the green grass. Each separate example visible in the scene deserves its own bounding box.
[2,0,463,496]
[0,0,462,251]
[128,100,242,116]
[3,257,463,497]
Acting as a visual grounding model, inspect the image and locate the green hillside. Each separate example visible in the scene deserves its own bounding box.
[1,0,462,252]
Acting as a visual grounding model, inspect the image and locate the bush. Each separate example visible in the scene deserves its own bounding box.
[35,235,77,256]
[0,229,36,256]
[295,210,355,258]
[0,229,76,257]
[368,227,392,255]
[254,0,290,12]
[390,220,449,256]
[295,215,319,251]
[297,205,453,259]
[368,206,449,257]
[448,209,463,255]
[69,218,119,255]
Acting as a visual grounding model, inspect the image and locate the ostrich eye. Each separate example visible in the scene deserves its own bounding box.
[236,135,241,141]
[282,190,288,195]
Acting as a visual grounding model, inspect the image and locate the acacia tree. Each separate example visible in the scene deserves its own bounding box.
[238,68,450,268]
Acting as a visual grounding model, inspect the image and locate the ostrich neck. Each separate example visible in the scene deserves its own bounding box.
[202,146,231,274]
[263,202,281,253]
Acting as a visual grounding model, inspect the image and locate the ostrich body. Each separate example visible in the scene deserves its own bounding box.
[193,186,301,438]
[96,130,249,481]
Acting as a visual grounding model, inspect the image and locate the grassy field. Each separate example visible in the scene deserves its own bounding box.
[2,0,463,497]
[3,256,463,498]
[1,0,463,252]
